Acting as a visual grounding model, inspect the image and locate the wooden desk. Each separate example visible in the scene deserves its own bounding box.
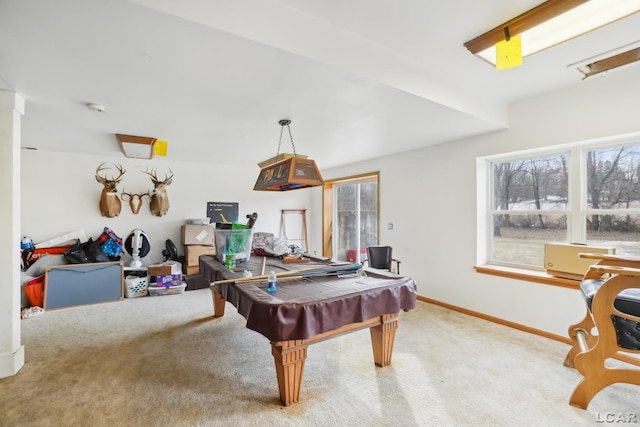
[200,255,417,405]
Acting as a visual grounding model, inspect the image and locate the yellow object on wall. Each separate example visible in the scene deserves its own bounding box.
[154,140,168,156]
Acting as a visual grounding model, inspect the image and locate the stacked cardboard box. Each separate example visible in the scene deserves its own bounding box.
[147,260,185,295]
[181,224,216,275]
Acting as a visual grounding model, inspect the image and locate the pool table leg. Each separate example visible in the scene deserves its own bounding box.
[369,313,398,366]
[271,340,308,406]
[210,286,226,317]
[269,313,399,405]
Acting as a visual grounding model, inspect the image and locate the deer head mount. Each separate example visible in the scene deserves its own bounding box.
[143,168,173,217]
[95,163,126,218]
[121,190,150,214]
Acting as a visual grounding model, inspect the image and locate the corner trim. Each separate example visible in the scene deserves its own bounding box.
[0,345,25,379]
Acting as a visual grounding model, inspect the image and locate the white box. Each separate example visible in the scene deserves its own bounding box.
[544,243,616,280]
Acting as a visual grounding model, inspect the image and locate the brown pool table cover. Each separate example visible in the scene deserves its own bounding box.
[200,255,417,341]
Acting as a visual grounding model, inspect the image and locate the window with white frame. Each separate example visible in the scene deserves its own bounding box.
[478,134,640,270]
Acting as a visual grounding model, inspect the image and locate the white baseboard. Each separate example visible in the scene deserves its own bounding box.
[0,345,24,378]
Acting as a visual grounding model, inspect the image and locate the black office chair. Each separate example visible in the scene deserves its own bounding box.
[362,246,401,274]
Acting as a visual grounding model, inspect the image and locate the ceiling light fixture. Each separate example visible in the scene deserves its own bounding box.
[116,134,157,159]
[253,119,323,191]
[464,0,640,68]
[571,44,640,79]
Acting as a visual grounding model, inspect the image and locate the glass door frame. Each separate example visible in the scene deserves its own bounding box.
[322,172,380,260]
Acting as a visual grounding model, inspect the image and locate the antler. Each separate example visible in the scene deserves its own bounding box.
[121,190,151,201]
[121,190,151,214]
[143,168,158,184]
[143,168,173,185]
[95,163,126,184]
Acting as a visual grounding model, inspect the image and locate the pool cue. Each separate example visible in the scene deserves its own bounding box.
[213,263,362,285]
[213,275,304,285]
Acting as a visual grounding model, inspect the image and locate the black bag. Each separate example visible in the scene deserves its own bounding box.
[64,238,109,264]
[83,238,109,263]
[64,239,89,264]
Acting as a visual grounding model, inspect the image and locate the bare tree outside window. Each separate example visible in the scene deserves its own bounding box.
[586,146,640,254]
[487,142,640,269]
[334,180,378,262]
[491,154,568,268]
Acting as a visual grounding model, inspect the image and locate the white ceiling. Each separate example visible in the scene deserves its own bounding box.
[1,0,639,168]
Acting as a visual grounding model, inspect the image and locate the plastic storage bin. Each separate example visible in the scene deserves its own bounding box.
[215,228,253,264]
[148,283,186,296]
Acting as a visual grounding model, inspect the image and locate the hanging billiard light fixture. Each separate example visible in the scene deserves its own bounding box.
[253,119,324,191]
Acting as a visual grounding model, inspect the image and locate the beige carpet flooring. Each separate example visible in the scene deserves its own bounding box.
[1,288,637,426]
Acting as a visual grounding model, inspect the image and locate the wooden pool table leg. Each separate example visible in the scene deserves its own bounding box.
[369,313,399,366]
[210,286,226,318]
[271,340,308,406]
[269,313,399,405]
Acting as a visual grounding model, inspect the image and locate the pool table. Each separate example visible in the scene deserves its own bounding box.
[200,255,417,406]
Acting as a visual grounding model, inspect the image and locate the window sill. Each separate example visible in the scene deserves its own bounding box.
[474,265,580,290]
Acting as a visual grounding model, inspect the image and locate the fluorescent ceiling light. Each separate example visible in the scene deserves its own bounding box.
[465,0,640,66]
[116,134,157,159]
[574,45,640,79]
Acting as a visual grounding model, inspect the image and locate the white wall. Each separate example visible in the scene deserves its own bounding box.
[19,66,640,339]
[1,91,25,378]
[309,65,640,337]
[21,150,310,266]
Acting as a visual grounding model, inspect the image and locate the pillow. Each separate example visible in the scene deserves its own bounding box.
[25,254,66,277]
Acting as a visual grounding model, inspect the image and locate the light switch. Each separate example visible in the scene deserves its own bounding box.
[388,223,394,230]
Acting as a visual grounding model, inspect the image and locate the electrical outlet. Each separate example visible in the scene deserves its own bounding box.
[388,223,394,230]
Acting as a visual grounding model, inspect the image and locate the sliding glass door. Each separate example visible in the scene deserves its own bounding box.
[332,178,378,262]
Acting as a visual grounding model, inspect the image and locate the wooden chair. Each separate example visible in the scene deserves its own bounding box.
[362,246,401,274]
[563,253,640,409]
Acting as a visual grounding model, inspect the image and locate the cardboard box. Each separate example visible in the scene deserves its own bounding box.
[181,224,215,246]
[185,245,216,266]
[544,243,616,280]
[147,261,182,276]
[184,265,199,275]
[155,273,183,287]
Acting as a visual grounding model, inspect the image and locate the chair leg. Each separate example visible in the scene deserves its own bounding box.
[570,366,640,409]
[570,323,640,409]
[563,311,595,368]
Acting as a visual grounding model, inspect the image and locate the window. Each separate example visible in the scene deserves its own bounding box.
[478,134,640,270]
[322,173,379,261]
[585,145,640,253]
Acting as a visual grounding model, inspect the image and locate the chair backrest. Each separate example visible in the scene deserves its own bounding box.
[366,246,393,271]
